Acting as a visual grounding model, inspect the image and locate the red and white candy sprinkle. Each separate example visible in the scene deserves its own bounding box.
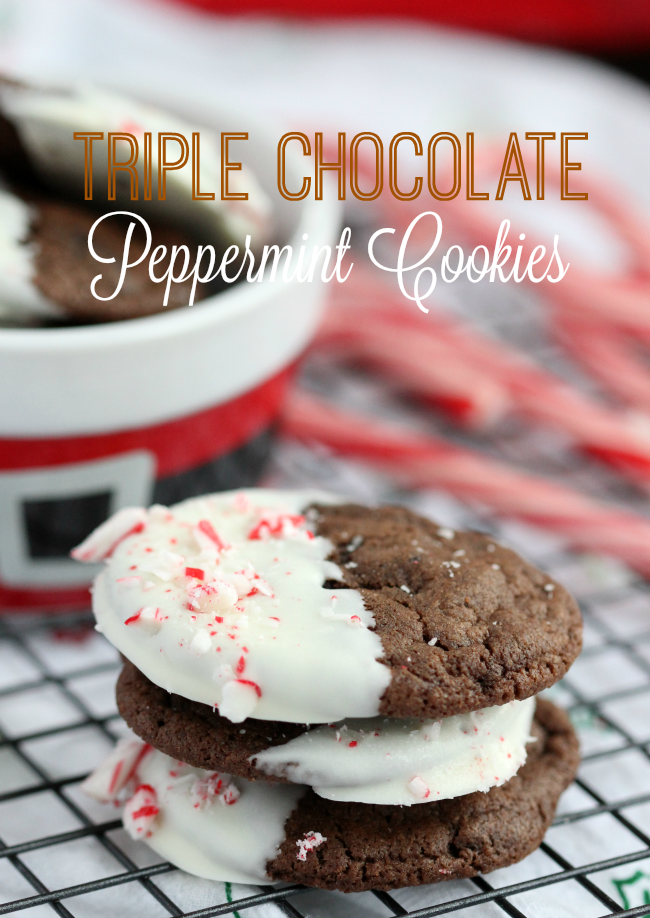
[296,831,327,861]
[70,508,147,563]
[190,772,240,809]
[123,784,159,839]
[124,606,165,634]
[248,512,307,541]
[408,776,431,799]
[81,738,152,804]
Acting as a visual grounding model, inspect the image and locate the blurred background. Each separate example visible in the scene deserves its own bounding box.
[2,4,650,917]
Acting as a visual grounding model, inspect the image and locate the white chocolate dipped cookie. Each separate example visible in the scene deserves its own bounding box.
[116,659,535,806]
[0,184,63,323]
[75,489,391,724]
[77,490,582,892]
[76,488,582,725]
[0,81,272,246]
[83,699,579,892]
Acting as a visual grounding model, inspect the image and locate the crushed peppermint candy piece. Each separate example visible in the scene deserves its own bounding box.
[248,511,307,541]
[232,492,250,512]
[81,738,152,804]
[420,721,442,741]
[148,504,174,523]
[226,569,274,599]
[219,679,261,722]
[185,566,205,580]
[124,606,165,634]
[193,519,229,554]
[190,771,240,808]
[141,550,185,582]
[437,527,455,540]
[71,508,147,562]
[227,571,254,598]
[428,636,438,646]
[296,831,327,861]
[123,784,159,839]
[408,776,431,799]
[246,575,274,598]
[187,580,238,612]
[190,629,212,656]
[214,663,235,682]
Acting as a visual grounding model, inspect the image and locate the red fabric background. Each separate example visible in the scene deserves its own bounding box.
[174,0,650,51]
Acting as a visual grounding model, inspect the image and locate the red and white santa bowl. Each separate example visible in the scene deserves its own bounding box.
[0,95,340,611]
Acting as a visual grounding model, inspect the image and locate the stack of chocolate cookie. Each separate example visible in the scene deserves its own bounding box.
[78,489,581,892]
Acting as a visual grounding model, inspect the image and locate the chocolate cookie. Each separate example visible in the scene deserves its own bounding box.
[266,699,578,892]
[28,198,206,322]
[311,503,582,719]
[117,659,306,781]
[118,502,581,734]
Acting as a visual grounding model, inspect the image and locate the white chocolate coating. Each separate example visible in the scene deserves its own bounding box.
[254,698,536,805]
[1,83,272,246]
[83,694,534,884]
[88,489,392,724]
[134,749,304,884]
[0,186,62,322]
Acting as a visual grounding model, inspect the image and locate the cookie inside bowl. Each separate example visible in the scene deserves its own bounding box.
[0,79,274,325]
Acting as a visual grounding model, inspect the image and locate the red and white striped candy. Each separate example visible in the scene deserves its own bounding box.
[124,606,165,634]
[193,519,229,554]
[187,579,238,612]
[296,831,327,861]
[321,270,650,492]
[81,738,152,804]
[318,296,511,429]
[190,771,240,809]
[408,776,431,799]
[248,511,307,541]
[554,312,650,417]
[71,508,147,563]
[123,784,159,839]
[283,390,650,579]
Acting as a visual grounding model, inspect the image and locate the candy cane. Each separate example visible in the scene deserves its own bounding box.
[446,158,650,338]
[554,312,650,417]
[318,299,511,428]
[319,271,650,490]
[354,134,650,339]
[282,390,650,577]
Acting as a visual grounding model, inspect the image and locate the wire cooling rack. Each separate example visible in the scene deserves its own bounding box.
[1,472,650,918]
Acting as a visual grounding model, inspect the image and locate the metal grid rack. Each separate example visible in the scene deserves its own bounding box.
[1,517,650,918]
[1,246,650,918]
